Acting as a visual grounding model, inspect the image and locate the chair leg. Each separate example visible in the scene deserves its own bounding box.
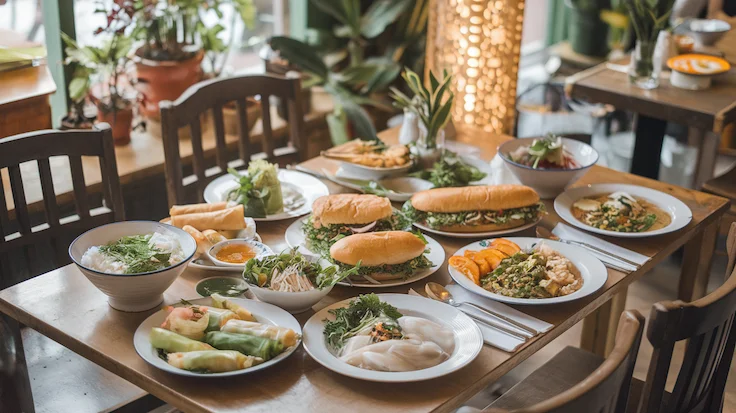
[679,221,719,301]
[1,314,35,413]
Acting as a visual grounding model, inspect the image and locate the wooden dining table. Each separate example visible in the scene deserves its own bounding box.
[0,126,729,413]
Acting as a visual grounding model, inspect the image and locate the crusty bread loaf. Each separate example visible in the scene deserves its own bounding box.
[437,219,527,233]
[312,194,392,226]
[410,185,539,213]
[330,231,425,266]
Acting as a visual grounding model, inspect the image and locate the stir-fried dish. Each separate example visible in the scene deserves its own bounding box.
[571,191,672,233]
[507,134,580,169]
[323,294,454,372]
[449,239,583,299]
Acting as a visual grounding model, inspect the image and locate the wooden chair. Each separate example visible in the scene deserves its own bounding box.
[0,126,159,413]
[702,165,736,238]
[160,73,307,206]
[459,310,645,413]
[0,124,124,285]
[631,222,736,413]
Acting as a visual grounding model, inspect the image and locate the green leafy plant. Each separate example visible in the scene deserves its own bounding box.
[62,1,136,115]
[624,0,675,78]
[411,151,487,187]
[390,68,454,149]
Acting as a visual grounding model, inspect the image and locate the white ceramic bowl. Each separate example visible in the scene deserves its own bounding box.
[206,239,273,268]
[247,284,333,314]
[687,19,731,46]
[69,221,196,312]
[339,161,414,180]
[499,137,598,199]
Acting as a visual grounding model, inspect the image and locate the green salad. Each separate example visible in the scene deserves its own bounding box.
[243,248,359,291]
[323,294,403,350]
[410,151,487,187]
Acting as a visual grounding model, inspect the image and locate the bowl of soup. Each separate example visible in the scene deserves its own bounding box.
[207,239,273,268]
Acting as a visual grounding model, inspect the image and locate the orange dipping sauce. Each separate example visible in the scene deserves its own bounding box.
[215,244,256,264]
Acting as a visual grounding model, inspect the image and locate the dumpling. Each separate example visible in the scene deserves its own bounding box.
[339,338,448,372]
[161,305,209,340]
[398,316,455,354]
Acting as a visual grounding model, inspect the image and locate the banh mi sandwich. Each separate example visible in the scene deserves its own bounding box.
[329,231,432,282]
[403,185,545,232]
[303,194,409,254]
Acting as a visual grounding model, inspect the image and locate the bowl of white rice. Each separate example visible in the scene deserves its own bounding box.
[69,221,197,312]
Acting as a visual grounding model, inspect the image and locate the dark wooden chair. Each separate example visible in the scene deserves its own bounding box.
[631,222,736,413]
[0,124,124,285]
[0,126,159,413]
[160,73,307,207]
[460,310,645,413]
[702,166,736,238]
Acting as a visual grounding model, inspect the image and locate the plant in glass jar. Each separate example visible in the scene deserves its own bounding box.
[131,0,256,118]
[624,0,675,89]
[390,68,454,168]
[62,1,137,144]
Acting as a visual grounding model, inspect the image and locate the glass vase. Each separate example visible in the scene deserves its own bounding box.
[628,39,662,89]
[415,129,446,169]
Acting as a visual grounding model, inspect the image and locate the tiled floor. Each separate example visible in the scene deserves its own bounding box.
[463,245,735,411]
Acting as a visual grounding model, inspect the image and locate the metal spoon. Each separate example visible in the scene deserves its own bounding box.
[425,282,537,340]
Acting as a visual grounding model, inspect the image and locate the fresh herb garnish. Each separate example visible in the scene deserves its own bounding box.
[527,134,564,169]
[226,168,268,218]
[410,151,487,187]
[323,294,403,350]
[98,235,171,274]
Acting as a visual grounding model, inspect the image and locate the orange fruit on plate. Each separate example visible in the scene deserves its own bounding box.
[490,239,521,254]
[449,256,480,285]
[463,251,490,274]
[490,243,519,256]
[476,249,506,270]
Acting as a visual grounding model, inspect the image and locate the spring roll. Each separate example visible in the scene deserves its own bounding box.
[169,205,246,231]
[150,328,214,353]
[203,307,239,332]
[182,225,212,259]
[161,305,210,340]
[167,350,262,372]
[211,293,256,321]
[203,229,227,245]
[170,202,228,216]
[221,319,299,347]
[205,331,284,361]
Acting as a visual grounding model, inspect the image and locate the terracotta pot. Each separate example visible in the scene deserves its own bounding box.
[96,106,134,146]
[223,98,262,136]
[134,49,204,119]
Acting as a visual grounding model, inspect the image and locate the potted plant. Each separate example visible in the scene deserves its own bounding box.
[62,2,137,145]
[566,0,612,57]
[60,61,95,130]
[268,0,427,144]
[390,68,454,168]
[625,0,675,89]
[600,0,631,58]
[132,0,255,119]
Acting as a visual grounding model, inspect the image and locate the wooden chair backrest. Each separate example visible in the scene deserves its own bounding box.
[160,74,307,207]
[637,223,736,413]
[487,310,645,413]
[0,125,124,286]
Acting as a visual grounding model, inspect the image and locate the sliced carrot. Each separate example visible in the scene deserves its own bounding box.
[449,256,480,285]
[490,239,521,254]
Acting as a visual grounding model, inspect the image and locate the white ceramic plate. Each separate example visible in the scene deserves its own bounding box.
[188,232,262,273]
[337,161,414,180]
[412,216,542,239]
[554,184,693,238]
[449,237,607,305]
[133,297,301,378]
[284,218,445,288]
[203,169,329,221]
[302,294,483,382]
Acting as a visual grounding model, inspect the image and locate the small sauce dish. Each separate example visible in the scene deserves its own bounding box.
[207,239,273,268]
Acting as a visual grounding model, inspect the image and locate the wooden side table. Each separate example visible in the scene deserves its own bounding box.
[0,65,56,139]
[567,61,736,188]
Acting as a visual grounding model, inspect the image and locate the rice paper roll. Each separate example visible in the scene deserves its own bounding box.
[167,350,262,373]
[203,307,239,332]
[169,205,246,231]
[211,293,256,321]
[150,328,214,353]
[204,331,284,361]
[160,305,209,340]
[221,319,299,347]
[170,202,228,216]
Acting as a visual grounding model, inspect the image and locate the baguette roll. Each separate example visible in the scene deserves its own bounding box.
[170,205,245,231]
[312,194,392,226]
[330,231,425,267]
[410,185,539,213]
[170,202,228,217]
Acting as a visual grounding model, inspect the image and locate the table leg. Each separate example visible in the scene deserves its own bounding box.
[679,221,719,301]
[1,314,35,413]
[581,288,628,357]
[690,128,720,189]
[631,114,667,179]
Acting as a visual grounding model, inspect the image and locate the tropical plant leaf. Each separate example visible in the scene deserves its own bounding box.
[428,94,454,137]
[68,76,90,102]
[333,63,382,85]
[360,0,413,39]
[310,0,351,26]
[325,84,378,140]
[362,63,401,94]
[269,36,329,79]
